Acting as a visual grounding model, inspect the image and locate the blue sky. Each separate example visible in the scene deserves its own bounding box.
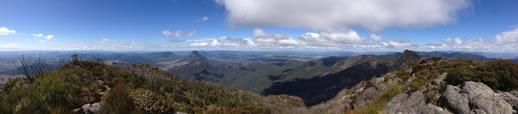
[0,0,517,52]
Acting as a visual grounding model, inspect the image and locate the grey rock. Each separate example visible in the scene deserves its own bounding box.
[176,112,188,114]
[510,90,518,97]
[72,108,81,112]
[440,81,514,114]
[384,91,450,114]
[352,87,379,109]
[497,92,518,111]
[79,102,102,114]
[441,85,470,114]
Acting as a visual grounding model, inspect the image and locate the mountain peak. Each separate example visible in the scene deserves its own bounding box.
[389,50,422,71]
[181,51,208,63]
[191,51,200,55]
[401,50,419,58]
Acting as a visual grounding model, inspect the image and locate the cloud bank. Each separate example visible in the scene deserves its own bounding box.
[183,27,518,52]
[215,0,472,31]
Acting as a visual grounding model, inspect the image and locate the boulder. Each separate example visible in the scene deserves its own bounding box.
[440,81,514,114]
[384,91,450,114]
[78,102,102,114]
[176,112,188,114]
[497,92,518,112]
[441,85,470,114]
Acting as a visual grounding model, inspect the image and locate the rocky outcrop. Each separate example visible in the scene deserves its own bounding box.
[384,91,450,114]
[440,81,515,114]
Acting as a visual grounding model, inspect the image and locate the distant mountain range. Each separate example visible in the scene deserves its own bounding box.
[416,51,491,61]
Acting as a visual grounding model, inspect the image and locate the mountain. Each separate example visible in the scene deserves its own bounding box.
[263,61,392,106]
[389,50,422,72]
[262,51,414,106]
[169,51,214,81]
[325,53,400,74]
[417,51,491,61]
[178,51,208,63]
[147,52,176,58]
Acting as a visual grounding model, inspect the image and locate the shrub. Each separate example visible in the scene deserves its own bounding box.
[347,83,406,114]
[99,83,140,114]
[445,59,518,91]
[130,88,168,113]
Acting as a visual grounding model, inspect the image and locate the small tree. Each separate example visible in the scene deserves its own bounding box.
[18,55,55,83]
[18,55,46,82]
[71,54,80,65]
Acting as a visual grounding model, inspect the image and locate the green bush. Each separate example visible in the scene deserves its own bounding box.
[445,59,518,91]
[130,88,168,113]
[99,83,142,114]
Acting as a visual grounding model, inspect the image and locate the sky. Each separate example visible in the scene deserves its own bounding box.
[0,0,517,52]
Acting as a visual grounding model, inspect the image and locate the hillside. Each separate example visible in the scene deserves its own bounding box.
[0,59,304,113]
[306,57,518,113]
[263,50,420,106]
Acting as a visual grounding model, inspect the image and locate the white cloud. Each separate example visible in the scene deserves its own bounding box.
[202,16,209,21]
[190,36,255,48]
[191,28,374,49]
[495,27,518,50]
[251,28,306,47]
[444,37,463,47]
[162,30,197,38]
[190,42,209,47]
[0,27,16,36]
[370,34,383,41]
[384,40,414,48]
[434,28,518,52]
[45,35,54,40]
[443,37,489,50]
[215,0,471,31]
[32,33,54,42]
[299,31,364,47]
[496,28,518,43]
[56,39,147,50]
[32,33,44,37]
